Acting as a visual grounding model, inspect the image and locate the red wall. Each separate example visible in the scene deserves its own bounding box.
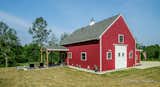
[101,16,136,71]
[64,40,100,71]
[136,51,141,63]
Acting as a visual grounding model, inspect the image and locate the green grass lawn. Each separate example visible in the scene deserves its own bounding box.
[0,66,160,87]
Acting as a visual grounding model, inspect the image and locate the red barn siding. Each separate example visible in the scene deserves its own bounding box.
[136,51,141,63]
[101,16,136,71]
[65,40,100,71]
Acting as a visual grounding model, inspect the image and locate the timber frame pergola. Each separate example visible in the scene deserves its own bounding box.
[40,46,69,66]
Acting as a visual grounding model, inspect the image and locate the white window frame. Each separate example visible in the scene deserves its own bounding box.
[81,52,87,61]
[118,34,124,43]
[129,50,133,59]
[68,52,72,59]
[106,52,112,60]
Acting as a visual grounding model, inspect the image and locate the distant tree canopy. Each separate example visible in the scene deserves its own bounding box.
[48,33,59,46]
[143,44,160,60]
[137,43,160,60]
[60,32,69,44]
[0,21,20,67]
[29,17,51,46]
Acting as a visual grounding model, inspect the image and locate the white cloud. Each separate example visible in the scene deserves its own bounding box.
[0,10,31,29]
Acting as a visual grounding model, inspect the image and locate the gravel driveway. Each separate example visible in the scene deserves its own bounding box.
[135,61,160,69]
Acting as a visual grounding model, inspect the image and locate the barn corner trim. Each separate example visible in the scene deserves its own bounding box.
[99,14,121,72]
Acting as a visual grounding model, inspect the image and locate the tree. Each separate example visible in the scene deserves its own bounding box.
[143,44,160,60]
[48,33,59,46]
[60,32,69,44]
[29,17,51,62]
[0,21,20,67]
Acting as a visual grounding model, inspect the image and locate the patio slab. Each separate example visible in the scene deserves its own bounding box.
[135,61,160,69]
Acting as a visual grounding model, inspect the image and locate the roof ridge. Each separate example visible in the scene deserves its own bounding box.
[70,14,120,36]
[61,14,120,45]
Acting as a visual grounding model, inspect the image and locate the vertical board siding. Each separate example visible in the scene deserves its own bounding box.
[65,40,100,71]
[101,16,136,71]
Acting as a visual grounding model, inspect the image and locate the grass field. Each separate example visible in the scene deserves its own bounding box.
[0,66,160,87]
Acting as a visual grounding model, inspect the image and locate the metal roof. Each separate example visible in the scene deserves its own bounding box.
[60,14,120,45]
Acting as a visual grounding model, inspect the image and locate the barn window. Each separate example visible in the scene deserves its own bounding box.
[122,52,125,57]
[118,52,121,57]
[118,34,124,43]
[68,52,72,59]
[129,50,133,59]
[106,52,112,60]
[81,52,87,61]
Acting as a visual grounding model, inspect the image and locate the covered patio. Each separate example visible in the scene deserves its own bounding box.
[40,45,68,67]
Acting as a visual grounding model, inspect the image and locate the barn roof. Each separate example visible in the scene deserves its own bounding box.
[60,14,120,45]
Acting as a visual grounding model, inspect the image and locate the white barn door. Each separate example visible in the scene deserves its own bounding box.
[115,45,127,69]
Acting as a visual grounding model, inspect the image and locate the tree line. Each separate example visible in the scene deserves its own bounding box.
[137,44,160,60]
[0,17,68,67]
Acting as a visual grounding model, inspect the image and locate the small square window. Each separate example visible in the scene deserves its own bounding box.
[118,52,121,57]
[118,34,124,43]
[68,52,72,59]
[122,52,125,57]
[81,52,87,61]
[129,50,133,59]
[106,52,112,60]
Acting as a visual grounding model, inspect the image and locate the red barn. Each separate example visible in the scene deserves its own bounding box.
[60,14,140,72]
[136,49,142,65]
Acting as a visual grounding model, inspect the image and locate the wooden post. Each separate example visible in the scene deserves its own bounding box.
[46,49,48,67]
[40,47,43,63]
[46,49,50,67]
[4,53,8,68]
[5,57,8,68]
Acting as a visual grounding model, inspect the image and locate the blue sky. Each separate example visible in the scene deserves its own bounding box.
[0,0,160,45]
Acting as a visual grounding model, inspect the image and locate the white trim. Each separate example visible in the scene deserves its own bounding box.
[67,52,72,59]
[118,34,124,43]
[99,14,121,39]
[113,44,128,46]
[99,15,120,72]
[81,52,87,61]
[100,38,102,72]
[106,51,112,60]
[68,65,99,74]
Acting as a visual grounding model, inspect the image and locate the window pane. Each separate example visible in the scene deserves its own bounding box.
[81,52,86,61]
[120,36,123,42]
[68,52,72,58]
[118,53,120,57]
[107,52,112,60]
[108,53,111,58]
[129,51,133,58]
[122,53,124,57]
[118,35,124,43]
